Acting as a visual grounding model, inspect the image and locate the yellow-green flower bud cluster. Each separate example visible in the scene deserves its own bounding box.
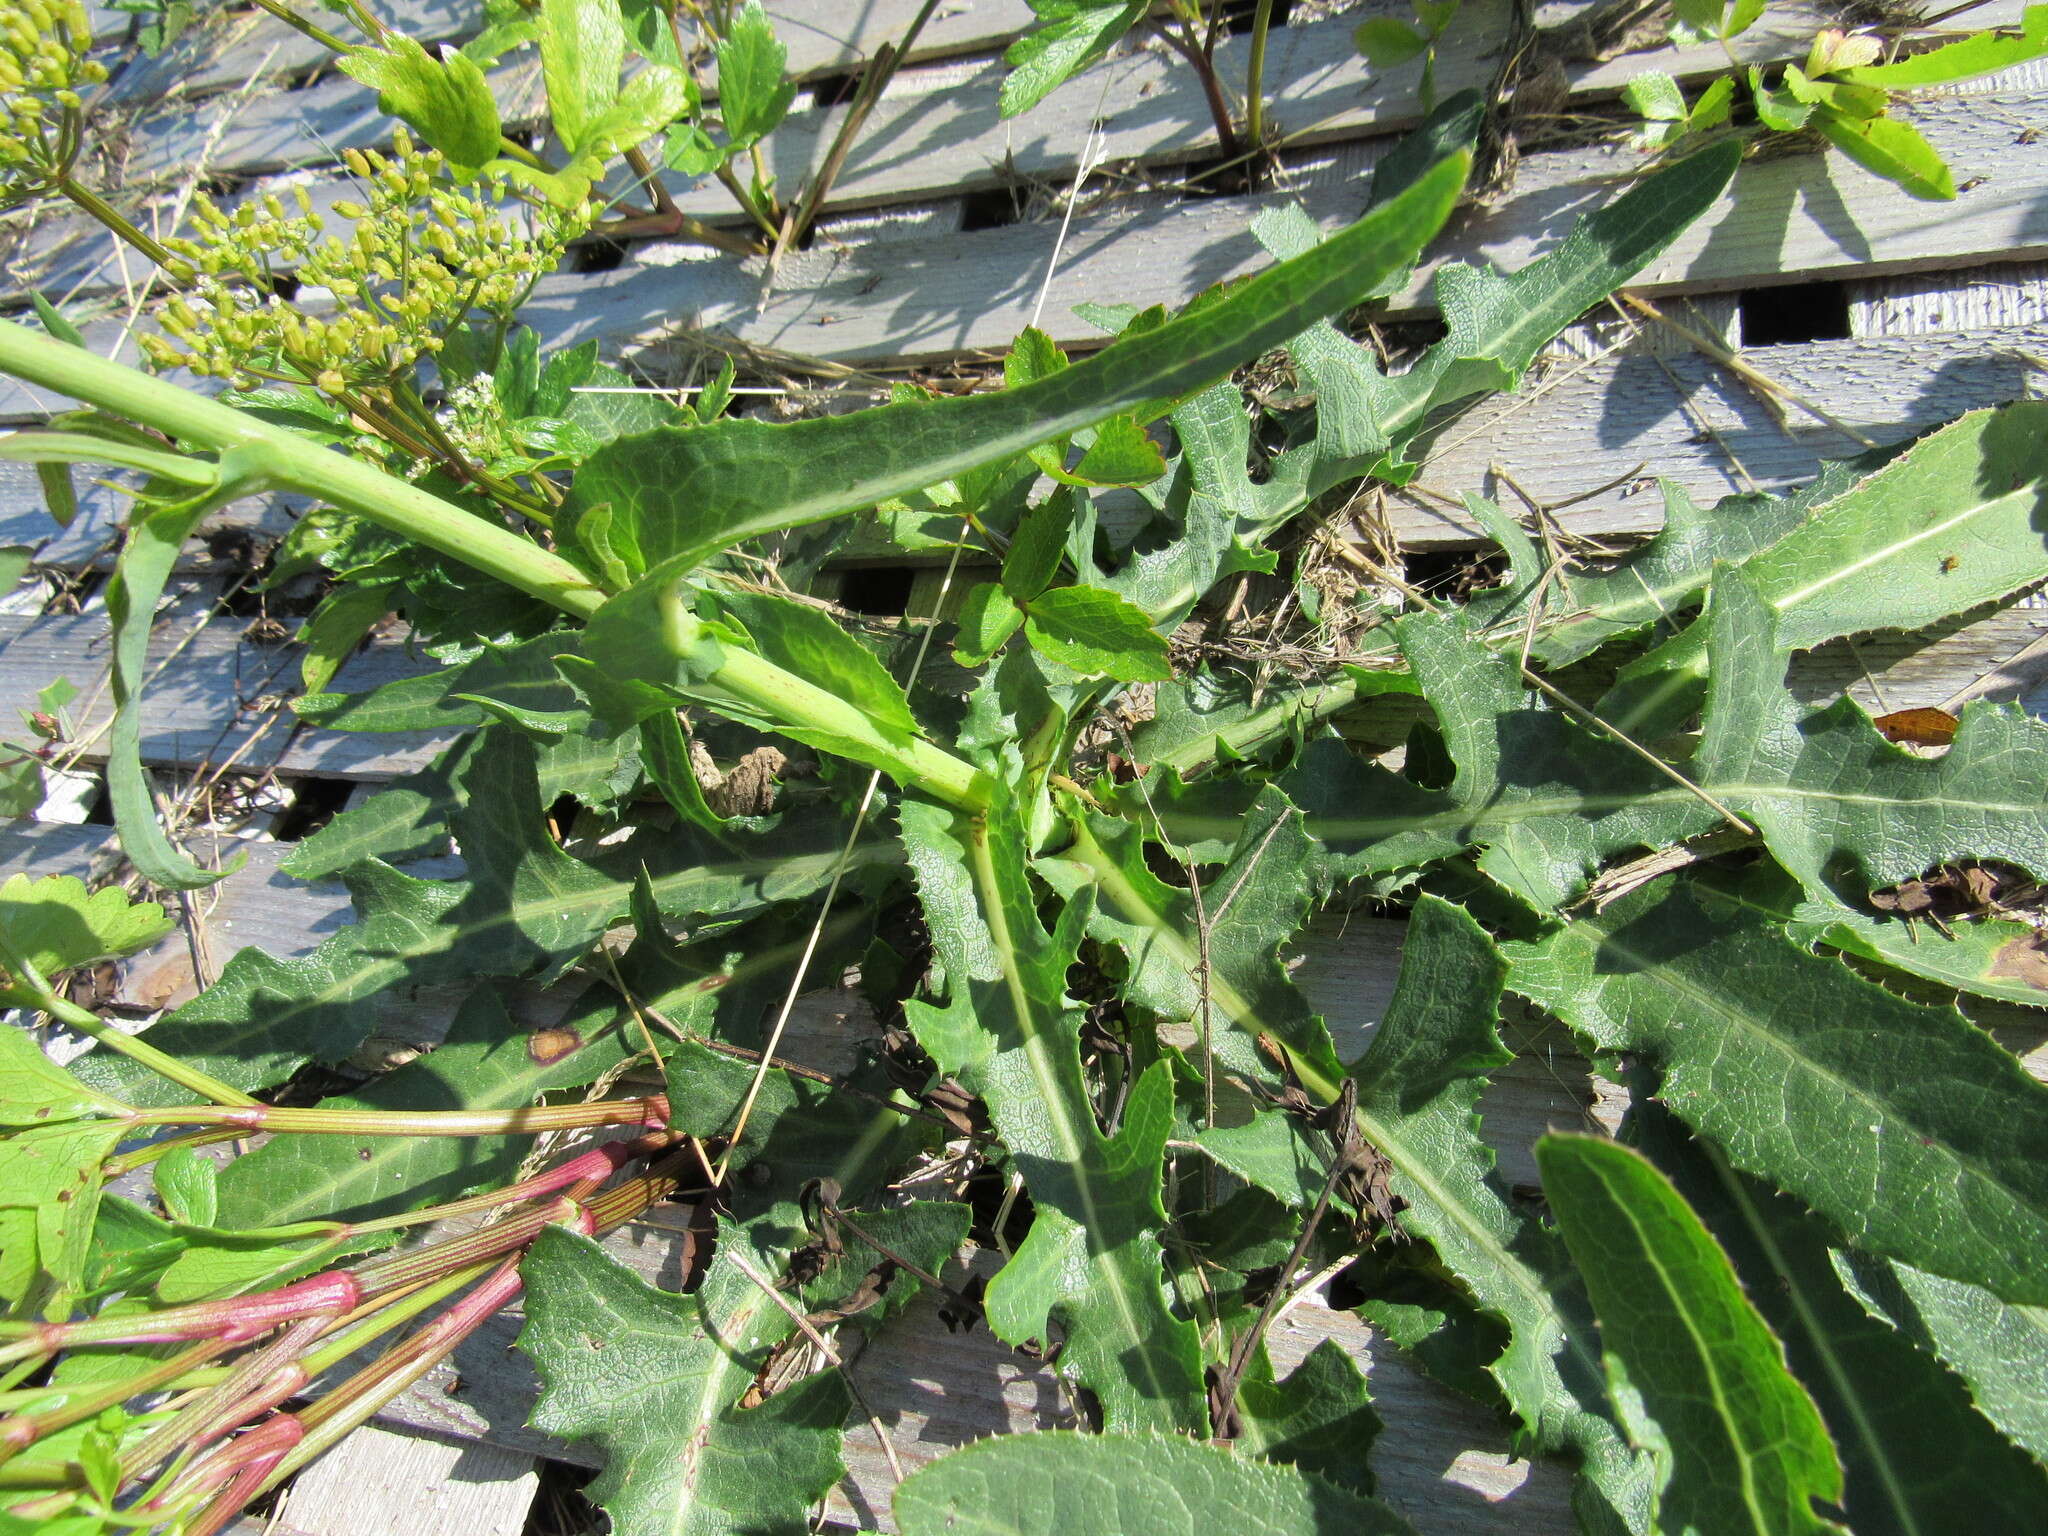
[142,131,591,393]
[0,0,107,192]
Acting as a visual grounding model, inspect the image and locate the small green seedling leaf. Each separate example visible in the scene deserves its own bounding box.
[1001,491,1077,602]
[339,35,502,172]
[0,873,174,1001]
[1000,1,1149,118]
[1814,106,1956,200]
[151,1144,218,1228]
[954,582,1025,667]
[1840,6,2048,88]
[1623,70,1687,122]
[1355,18,1428,68]
[717,0,798,148]
[1024,585,1172,681]
[539,0,625,157]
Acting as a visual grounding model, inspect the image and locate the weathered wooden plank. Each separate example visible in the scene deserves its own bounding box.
[513,79,2048,370]
[1851,258,2048,334]
[0,819,108,880]
[277,1422,537,1536]
[1391,321,2048,546]
[0,592,301,775]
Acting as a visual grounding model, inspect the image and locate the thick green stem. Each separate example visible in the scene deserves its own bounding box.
[0,319,605,618]
[1243,0,1277,153]
[37,992,258,1107]
[244,0,353,53]
[57,177,181,271]
[129,1094,668,1138]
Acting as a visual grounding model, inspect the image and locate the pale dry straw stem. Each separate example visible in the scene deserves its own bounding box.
[1606,295,1764,495]
[1618,291,1882,449]
[719,1245,906,1486]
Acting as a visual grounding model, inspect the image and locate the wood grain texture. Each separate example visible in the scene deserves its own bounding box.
[276,1422,537,1536]
[1390,321,2048,546]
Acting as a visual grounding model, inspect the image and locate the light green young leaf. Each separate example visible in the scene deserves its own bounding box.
[1354,18,1428,68]
[1814,105,1955,200]
[899,782,1207,1433]
[710,588,920,741]
[151,1144,216,1228]
[1061,414,1167,488]
[0,1022,130,1125]
[539,0,625,156]
[1602,401,2048,737]
[894,1430,1415,1536]
[338,35,502,171]
[1024,585,1172,681]
[952,582,1025,667]
[1622,70,1687,121]
[1840,6,2048,88]
[999,1,1149,118]
[0,873,173,997]
[1634,1101,2048,1533]
[1506,878,2048,1305]
[568,153,1466,595]
[297,582,391,695]
[717,0,797,148]
[521,1220,849,1536]
[572,63,694,161]
[1536,1134,1846,1536]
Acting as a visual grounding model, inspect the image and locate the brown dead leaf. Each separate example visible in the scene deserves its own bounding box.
[1990,930,2048,991]
[1873,707,1959,747]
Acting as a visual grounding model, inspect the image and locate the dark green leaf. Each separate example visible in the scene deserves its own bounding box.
[570,154,1466,593]
[1354,17,1427,67]
[1632,1100,2048,1534]
[1536,1133,1845,1536]
[1025,585,1171,681]
[521,1218,849,1535]
[999,1,1149,118]
[893,1430,1415,1535]
[1506,879,2048,1304]
[1001,490,1077,603]
[952,582,1026,667]
[900,780,1207,1432]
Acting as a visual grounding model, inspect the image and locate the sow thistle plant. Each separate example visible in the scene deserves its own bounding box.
[0,15,2046,1536]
